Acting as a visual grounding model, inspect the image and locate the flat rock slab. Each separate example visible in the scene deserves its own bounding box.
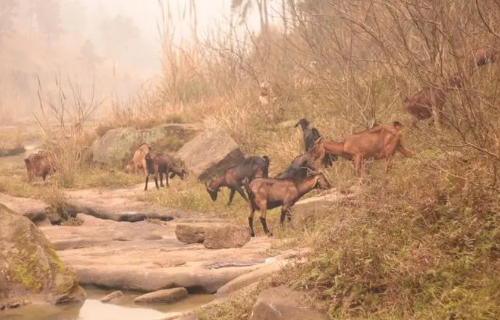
[63,185,200,222]
[134,288,188,304]
[0,193,50,223]
[41,216,275,294]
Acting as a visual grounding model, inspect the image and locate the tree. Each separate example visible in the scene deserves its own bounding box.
[231,0,269,35]
[34,0,61,46]
[99,15,140,59]
[80,39,102,71]
[0,0,18,40]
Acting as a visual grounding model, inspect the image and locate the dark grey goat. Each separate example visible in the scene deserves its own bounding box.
[295,118,335,167]
[275,151,316,181]
[205,155,270,205]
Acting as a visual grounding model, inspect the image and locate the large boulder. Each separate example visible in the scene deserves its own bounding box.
[175,128,245,180]
[175,224,206,244]
[249,286,328,320]
[91,123,200,167]
[0,203,86,308]
[203,225,251,249]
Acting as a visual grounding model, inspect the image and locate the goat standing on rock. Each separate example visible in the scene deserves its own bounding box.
[205,155,270,206]
[243,173,331,237]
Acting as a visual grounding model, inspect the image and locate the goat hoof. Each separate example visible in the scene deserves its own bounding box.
[267,233,273,237]
[250,232,255,237]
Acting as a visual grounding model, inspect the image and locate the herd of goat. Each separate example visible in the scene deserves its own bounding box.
[122,117,413,237]
[22,46,499,237]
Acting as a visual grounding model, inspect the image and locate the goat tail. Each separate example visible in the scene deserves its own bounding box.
[242,177,254,198]
[261,155,270,178]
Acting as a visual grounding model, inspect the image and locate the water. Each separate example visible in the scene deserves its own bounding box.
[1,287,214,320]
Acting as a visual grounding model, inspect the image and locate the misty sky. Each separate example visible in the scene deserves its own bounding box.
[87,0,261,45]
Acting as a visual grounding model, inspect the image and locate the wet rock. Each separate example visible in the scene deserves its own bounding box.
[175,224,206,244]
[203,225,251,249]
[134,288,188,304]
[161,313,199,320]
[249,286,328,320]
[0,203,86,307]
[75,264,260,294]
[100,290,124,303]
[176,128,245,180]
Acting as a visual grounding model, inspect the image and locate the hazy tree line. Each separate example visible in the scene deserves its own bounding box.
[0,0,154,72]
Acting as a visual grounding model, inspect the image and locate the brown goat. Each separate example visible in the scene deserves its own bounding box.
[313,122,414,176]
[24,150,56,182]
[243,173,331,237]
[403,87,447,128]
[143,151,187,191]
[125,143,151,176]
[154,152,187,188]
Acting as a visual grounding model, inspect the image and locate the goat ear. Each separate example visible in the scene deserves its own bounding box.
[294,121,300,128]
[24,158,29,164]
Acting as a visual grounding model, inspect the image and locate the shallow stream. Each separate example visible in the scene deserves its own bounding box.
[2,287,214,320]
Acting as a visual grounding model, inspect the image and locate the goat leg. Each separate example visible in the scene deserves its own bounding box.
[159,171,165,187]
[235,187,248,202]
[354,156,363,177]
[280,207,287,227]
[259,217,273,237]
[248,217,255,237]
[228,188,236,206]
[144,175,149,191]
[154,176,160,190]
[165,169,170,188]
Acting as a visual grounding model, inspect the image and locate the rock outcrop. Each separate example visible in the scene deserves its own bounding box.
[0,194,50,224]
[134,288,188,304]
[175,224,206,244]
[203,225,251,249]
[0,203,86,308]
[249,286,328,320]
[176,128,245,180]
[100,290,124,303]
[91,123,200,167]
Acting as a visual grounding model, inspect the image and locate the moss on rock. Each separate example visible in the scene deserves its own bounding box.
[0,203,86,306]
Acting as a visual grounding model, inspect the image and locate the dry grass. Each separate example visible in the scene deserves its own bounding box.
[2,0,500,318]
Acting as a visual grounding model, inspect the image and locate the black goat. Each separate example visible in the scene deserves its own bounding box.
[205,155,270,206]
[295,118,335,167]
[275,152,316,181]
[144,152,159,191]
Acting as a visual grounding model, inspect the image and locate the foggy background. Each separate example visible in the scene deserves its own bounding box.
[0,0,264,124]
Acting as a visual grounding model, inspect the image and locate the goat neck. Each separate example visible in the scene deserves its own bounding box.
[294,175,320,197]
[208,175,226,191]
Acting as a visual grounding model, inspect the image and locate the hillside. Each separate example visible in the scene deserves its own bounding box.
[1,0,500,319]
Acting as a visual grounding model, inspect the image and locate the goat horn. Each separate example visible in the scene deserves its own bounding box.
[315,136,323,143]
